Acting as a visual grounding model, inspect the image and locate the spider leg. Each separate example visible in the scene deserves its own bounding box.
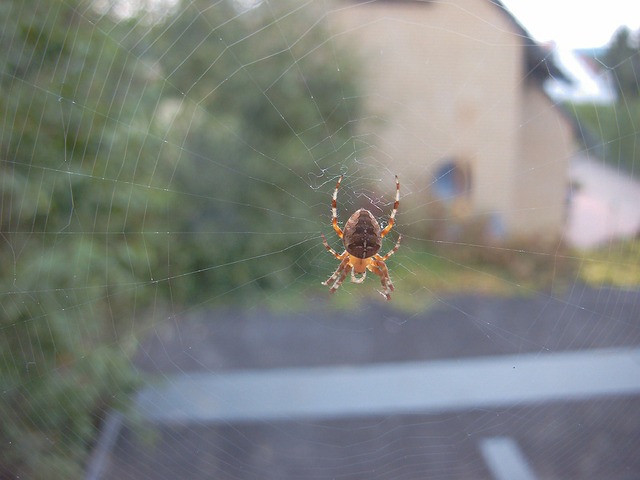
[380,175,400,238]
[323,257,351,293]
[321,232,352,294]
[330,175,344,239]
[322,263,342,287]
[369,260,394,301]
[378,234,402,261]
[330,264,351,293]
[321,234,345,260]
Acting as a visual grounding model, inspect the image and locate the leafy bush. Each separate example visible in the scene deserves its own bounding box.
[147,0,361,301]
[0,0,360,477]
[0,1,174,476]
[569,100,640,178]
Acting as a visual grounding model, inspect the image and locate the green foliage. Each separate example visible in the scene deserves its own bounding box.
[601,27,640,100]
[0,0,171,477]
[569,27,640,177]
[146,0,361,301]
[569,100,640,177]
[576,240,640,287]
[0,0,360,477]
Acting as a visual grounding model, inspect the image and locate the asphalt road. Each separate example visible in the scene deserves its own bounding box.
[92,284,640,479]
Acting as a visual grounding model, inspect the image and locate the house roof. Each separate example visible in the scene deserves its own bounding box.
[489,0,571,83]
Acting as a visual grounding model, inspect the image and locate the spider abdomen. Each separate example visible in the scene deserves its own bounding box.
[343,208,382,259]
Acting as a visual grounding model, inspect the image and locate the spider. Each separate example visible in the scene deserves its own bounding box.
[321,175,401,301]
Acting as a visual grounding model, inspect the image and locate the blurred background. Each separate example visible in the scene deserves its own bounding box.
[1,0,639,478]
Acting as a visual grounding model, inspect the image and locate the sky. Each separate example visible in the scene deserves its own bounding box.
[500,0,640,49]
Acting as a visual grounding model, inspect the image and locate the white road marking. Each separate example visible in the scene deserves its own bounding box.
[136,347,640,423]
[480,437,538,480]
[85,410,125,480]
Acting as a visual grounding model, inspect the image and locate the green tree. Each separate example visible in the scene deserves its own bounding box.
[0,1,174,477]
[570,27,640,177]
[571,101,640,176]
[145,0,361,301]
[602,26,640,100]
[0,0,361,476]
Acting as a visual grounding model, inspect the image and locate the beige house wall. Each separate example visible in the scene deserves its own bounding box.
[513,85,575,237]
[330,0,572,240]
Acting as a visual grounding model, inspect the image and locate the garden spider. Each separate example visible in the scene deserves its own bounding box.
[321,175,401,301]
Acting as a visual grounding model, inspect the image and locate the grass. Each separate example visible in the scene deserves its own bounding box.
[574,240,640,287]
[258,238,640,314]
[259,242,560,313]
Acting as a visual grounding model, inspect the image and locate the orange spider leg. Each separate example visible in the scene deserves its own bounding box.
[369,234,401,300]
[380,175,400,238]
[321,233,343,259]
[321,233,351,290]
[369,260,394,301]
[323,256,351,293]
[330,176,344,239]
[378,234,402,261]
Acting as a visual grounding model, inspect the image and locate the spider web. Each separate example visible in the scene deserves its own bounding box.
[1,1,640,479]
